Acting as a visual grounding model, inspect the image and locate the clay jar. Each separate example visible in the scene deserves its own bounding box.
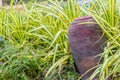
[68,16,106,80]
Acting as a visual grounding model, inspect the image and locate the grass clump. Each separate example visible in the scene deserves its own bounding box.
[0,0,81,80]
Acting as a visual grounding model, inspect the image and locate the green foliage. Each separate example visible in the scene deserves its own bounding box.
[0,0,81,80]
[0,0,120,80]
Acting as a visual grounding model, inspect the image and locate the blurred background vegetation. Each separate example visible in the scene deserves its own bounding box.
[2,0,47,5]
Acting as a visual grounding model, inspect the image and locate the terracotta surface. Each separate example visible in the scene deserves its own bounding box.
[68,16,106,80]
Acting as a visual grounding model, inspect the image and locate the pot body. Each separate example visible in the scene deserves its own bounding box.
[68,16,106,79]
